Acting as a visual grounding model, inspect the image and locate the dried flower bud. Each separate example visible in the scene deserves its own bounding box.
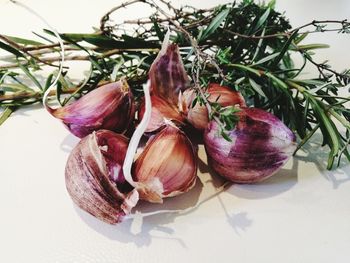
[138,95,185,133]
[204,108,296,183]
[149,41,189,106]
[65,130,138,224]
[181,83,246,131]
[51,80,134,138]
[133,124,197,203]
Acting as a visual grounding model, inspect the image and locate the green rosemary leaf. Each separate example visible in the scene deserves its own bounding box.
[293,123,320,155]
[271,30,299,67]
[253,7,270,32]
[292,79,325,86]
[17,61,43,90]
[199,8,230,42]
[294,32,308,44]
[229,64,261,76]
[0,107,16,126]
[152,18,165,41]
[267,0,276,9]
[4,35,43,46]
[248,78,266,98]
[0,40,24,58]
[0,83,33,92]
[265,72,288,90]
[309,97,340,169]
[292,43,330,51]
[220,128,232,142]
[252,52,280,66]
[32,31,54,44]
[44,74,54,92]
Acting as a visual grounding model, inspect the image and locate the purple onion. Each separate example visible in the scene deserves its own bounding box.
[204,107,297,183]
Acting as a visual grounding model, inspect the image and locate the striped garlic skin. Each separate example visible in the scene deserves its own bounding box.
[65,130,138,224]
[133,124,198,203]
[149,44,190,106]
[182,83,246,131]
[204,108,296,183]
[51,80,134,138]
[138,95,185,133]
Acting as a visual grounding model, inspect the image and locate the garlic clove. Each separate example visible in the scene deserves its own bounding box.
[51,79,135,138]
[204,107,296,183]
[183,83,246,131]
[65,130,138,224]
[133,124,197,203]
[138,95,185,133]
[149,42,190,106]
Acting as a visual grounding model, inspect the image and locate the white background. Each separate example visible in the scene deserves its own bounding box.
[0,1,350,263]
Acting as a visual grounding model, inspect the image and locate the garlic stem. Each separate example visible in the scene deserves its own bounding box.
[122,80,152,187]
[9,0,65,111]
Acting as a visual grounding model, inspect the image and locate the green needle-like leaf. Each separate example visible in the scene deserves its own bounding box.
[199,8,230,42]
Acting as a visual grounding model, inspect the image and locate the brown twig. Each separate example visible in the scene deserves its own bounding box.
[100,0,146,33]
[224,19,349,40]
[0,47,159,69]
[0,34,60,68]
[0,88,77,102]
[23,42,70,51]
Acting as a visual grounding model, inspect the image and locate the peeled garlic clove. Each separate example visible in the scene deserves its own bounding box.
[204,107,296,183]
[51,79,134,138]
[149,42,189,106]
[133,124,197,203]
[138,95,185,133]
[65,130,138,224]
[183,83,246,130]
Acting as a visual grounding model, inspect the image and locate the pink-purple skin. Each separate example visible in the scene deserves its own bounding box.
[204,108,296,183]
[149,44,190,106]
[65,130,137,224]
[51,81,134,138]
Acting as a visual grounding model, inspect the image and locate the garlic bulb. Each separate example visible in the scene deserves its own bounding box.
[204,107,296,183]
[65,130,139,224]
[149,41,189,106]
[50,79,134,138]
[138,95,185,133]
[181,83,246,130]
[133,123,198,203]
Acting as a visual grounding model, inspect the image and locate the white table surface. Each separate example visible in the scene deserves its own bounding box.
[0,1,350,262]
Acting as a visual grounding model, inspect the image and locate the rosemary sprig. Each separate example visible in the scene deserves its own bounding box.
[0,0,349,169]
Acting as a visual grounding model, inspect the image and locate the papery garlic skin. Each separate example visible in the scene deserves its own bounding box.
[65,130,138,224]
[138,95,185,132]
[182,83,246,131]
[51,80,134,138]
[149,43,190,105]
[133,124,197,203]
[204,108,296,183]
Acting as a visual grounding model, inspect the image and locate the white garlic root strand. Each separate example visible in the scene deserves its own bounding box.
[124,181,231,220]
[9,0,65,111]
[122,80,152,187]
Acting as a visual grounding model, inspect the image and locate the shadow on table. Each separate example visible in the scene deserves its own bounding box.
[73,133,350,245]
[294,133,350,189]
[225,157,299,200]
[75,178,204,248]
[60,134,79,153]
[74,146,302,245]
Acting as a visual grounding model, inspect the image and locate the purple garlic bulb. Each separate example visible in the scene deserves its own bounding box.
[50,79,134,138]
[149,42,190,106]
[133,124,198,203]
[65,130,138,224]
[204,107,297,183]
